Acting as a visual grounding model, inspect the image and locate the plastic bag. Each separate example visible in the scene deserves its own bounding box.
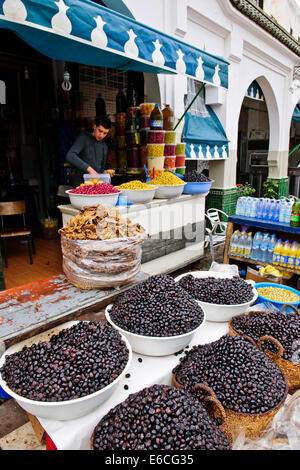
[209,262,239,276]
[61,233,146,289]
[232,391,300,450]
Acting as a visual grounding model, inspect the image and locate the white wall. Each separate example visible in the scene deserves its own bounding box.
[123,0,300,187]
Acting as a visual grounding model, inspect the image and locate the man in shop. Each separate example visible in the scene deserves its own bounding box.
[66,116,115,187]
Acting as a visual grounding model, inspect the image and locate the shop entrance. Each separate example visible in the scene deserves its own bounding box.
[237,88,270,197]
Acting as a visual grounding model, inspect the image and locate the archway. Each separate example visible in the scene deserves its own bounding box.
[236,75,280,197]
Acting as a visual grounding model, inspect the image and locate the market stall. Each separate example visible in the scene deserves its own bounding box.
[0,272,299,451]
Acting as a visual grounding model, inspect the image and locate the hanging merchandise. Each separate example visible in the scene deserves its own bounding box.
[61,70,72,91]
[150,104,163,130]
[95,93,107,118]
[116,87,127,114]
[162,104,174,130]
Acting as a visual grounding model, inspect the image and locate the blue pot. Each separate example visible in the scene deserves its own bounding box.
[254,282,300,311]
[183,180,214,195]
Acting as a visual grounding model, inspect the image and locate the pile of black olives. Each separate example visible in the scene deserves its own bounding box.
[0,322,129,402]
[92,384,231,450]
[108,275,205,337]
[183,170,211,183]
[230,310,300,361]
[177,275,254,305]
[172,334,287,415]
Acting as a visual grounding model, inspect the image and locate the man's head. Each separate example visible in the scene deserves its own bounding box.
[92,116,112,141]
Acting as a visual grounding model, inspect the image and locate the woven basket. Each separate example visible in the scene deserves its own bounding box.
[90,383,232,450]
[229,304,300,394]
[172,371,288,440]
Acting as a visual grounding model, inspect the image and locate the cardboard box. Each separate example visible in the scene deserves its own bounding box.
[246,267,287,285]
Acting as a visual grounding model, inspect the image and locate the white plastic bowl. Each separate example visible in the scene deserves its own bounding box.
[0,321,132,420]
[154,183,186,199]
[117,186,157,204]
[66,189,120,209]
[105,304,206,356]
[174,271,258,323]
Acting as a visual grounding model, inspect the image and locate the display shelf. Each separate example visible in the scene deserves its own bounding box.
[228,215,300,235]
[224,216,300,276]
[228,254,299,275]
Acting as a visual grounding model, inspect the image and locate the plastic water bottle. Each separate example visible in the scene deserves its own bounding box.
[279,201,286,223]
[238,231,247,257]
[259,233,270,262]
[235,198,243,216]
[274,200,280,222]
[267,200,275,221]
[229,230,240,255]
[262,199,270,220]
[285,202,293,224]
[239,197,247,216]
[244,232,253,259]
[256,198,264,219]
[251,232,262,261]
[250,198,258,218]
[267,234,277,264]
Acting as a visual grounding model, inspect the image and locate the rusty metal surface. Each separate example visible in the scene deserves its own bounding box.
[0,272,148,347]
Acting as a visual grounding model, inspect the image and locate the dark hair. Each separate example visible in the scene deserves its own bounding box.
[94,116,112,130]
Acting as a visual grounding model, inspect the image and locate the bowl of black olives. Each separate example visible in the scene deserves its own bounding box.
[175,272,258,322]
[105,274,206,356]
[0,321,132,420]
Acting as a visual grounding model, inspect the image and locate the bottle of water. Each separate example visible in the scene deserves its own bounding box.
[267,234,277,264]
[285,202,293,224]
[262,199,270,220]
[229,230,240,255]
[245,198,252,218]
[260,233,270,262]
[251,232,262,261]
[256,198,264,219]
[251,198,258,218]
[238,231,247,257]
[244,232,253,259]
[274,200,280,222]
[240,197,247,217]
[279,201,286,223]
[235,198,242,216]
[267,200,275,221]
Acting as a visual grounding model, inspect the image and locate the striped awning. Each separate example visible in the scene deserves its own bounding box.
[0,0,229,88]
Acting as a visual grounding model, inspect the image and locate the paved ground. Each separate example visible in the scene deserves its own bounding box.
[0,242,225,451]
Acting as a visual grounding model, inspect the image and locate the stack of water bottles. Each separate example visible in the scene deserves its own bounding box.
[235,196,293,224]
[229,230,300,270]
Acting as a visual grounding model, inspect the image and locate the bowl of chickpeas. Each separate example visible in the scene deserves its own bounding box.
[254,283,300,310]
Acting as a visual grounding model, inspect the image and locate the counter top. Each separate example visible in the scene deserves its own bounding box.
[58,192,208,217]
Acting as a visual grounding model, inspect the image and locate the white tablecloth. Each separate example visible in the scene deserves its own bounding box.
[38,321,229,450]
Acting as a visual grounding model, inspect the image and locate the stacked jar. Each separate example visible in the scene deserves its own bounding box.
[138,103,154,171]
[175,143,186,175]
[116,112,127,169]
[146,104,165,173]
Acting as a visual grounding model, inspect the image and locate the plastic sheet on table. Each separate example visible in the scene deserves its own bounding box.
[232,390,300,450]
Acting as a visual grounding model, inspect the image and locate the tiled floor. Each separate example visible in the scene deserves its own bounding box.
[1,236,63,290]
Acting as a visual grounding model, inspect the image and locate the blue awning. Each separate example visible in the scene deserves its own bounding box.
[0,0,229,88]
[182,80,229,160]
[292,104,300,123]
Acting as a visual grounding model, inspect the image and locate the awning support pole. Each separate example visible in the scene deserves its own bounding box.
[289,143,300,157]
[173,82,206,131]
